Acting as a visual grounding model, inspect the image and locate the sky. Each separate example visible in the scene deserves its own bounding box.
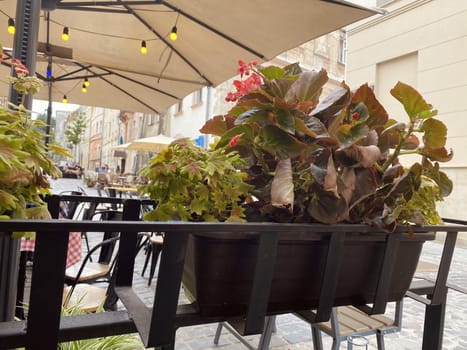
[31,98,80,119]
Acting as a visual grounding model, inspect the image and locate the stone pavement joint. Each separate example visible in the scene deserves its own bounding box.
[50,178,467,349]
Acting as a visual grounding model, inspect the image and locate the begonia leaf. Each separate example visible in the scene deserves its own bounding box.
[271,158,294,212]
[335,123,369,148]
[418,146,453,162]
[200,114,236,136]
[257,125,307,159]
[285,69,328,104]
[420,118,447,149]
[390,82,437,122]
[308,189,348,224]
[310,86,350,123]
[352,83,388,128]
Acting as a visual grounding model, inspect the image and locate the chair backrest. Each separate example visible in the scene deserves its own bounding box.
[77,186,88,195]
[90,210,123,264]
[63,235,121,310]
[58,191,84,219]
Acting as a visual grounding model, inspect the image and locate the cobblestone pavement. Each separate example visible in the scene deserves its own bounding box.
[50,178,467,350]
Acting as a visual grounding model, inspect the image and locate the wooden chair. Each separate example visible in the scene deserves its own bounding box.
[213,301,403,350]
[62,282,109,313]
[310,300,403,350]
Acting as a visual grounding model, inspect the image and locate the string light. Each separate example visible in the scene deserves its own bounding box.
[170,26,177,41]
[81,83,87,93]
[62,95,68,103]
[84,77,90,87]
[7,18,15,35]
[61,27,69,41]
[140,40,147,54]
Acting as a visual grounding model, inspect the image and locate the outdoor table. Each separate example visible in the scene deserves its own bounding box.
[105,186,140,198]
[20,232,82,268]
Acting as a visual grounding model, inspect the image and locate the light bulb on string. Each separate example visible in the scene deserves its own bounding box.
[62,95,68,104]
[170,26,177,41]
[84,77,90,87]
[61,27,69,41]
[140,40,147,54]
[81,84,87,93]
[46,63,52,78]
[7,18,15,35]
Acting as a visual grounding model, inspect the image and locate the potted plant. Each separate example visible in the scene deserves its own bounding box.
[140,61,452,317]
[0,49,70,322]
[0,51,67,223]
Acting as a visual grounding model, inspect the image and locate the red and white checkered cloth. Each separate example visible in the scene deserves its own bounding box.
[20,231,82,268]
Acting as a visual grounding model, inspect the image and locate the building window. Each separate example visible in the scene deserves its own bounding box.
[314,35,329,58]
[175,99,183,115]
[192,89,203,106]
[338,31,347,64]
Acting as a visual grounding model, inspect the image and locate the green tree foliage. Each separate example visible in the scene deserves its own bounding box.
[65,112,86,146]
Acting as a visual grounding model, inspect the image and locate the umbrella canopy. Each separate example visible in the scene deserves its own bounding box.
[116,133,175,152]
[0,0,380,114]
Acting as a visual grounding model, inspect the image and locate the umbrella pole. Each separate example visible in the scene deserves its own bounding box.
[45,60,53,146]
[45,14,53,146]
[8,0,40,108]
[0,0,41,322]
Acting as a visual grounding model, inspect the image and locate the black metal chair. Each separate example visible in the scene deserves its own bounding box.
[140,233,164,286]
[62,234,121,312]
[58,190,84,219]
[64,210,122,286]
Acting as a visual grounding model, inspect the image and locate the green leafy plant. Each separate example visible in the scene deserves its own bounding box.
[199,61,452,230]
[58,302,145,350]
[15,300,144,350]
[0,48,68,223]
[139,138,253,222]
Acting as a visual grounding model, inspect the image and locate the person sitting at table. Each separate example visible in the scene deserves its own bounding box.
[100,164,109,173]
[62,164,83,179]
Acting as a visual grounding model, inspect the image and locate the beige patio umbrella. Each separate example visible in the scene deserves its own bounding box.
[0,0,381,114]
[116,134,175,152]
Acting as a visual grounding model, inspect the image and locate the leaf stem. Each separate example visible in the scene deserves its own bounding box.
[381,122,415,172]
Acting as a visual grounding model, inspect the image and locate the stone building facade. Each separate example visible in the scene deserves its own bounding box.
[345,0,467,223]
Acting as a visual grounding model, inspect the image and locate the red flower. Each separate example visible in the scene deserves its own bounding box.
[351,112,360,120]
[12,58,29,75]
[237,60,258,78]
[228,134,242,147]
[225,92,237,102]
[225,60,263,102]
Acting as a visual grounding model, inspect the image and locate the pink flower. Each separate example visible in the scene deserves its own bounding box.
[12,58,29,75]
[237,60,258,78]
[225,92,237,102]
[225,60,263,102]
[228,134,242,147]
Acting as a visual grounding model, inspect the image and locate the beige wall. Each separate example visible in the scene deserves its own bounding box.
[346,0,467,221]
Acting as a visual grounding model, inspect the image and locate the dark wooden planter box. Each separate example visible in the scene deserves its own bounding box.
[182,229,434,317]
